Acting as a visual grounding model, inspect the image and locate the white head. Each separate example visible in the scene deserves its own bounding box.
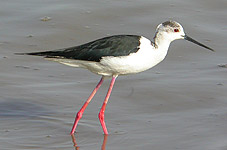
[154,20,214,51]
[156,21,185,42]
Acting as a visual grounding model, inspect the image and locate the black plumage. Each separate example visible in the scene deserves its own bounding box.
[21,35,141,62]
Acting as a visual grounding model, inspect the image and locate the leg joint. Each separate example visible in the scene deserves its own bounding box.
[98,111,105,122]
[76,112,83,119]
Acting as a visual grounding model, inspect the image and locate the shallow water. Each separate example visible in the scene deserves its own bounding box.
[0,0,227,150]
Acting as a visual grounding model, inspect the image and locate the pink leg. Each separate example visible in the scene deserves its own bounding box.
[98,76,117,135]
[70,77,104,135]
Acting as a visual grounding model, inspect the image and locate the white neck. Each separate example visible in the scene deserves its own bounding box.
[154,31,171,49]
[153,32,171,61]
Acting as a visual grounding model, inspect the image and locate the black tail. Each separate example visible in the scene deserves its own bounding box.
[15,50,63,57]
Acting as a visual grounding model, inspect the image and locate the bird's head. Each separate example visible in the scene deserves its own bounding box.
[156,20,185,41]
[154,20,214,51]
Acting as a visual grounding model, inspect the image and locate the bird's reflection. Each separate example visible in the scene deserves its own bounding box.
[71,134,108,150]
[71,134,79,150]
[101,135,108,150]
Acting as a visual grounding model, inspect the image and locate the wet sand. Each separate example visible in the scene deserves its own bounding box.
[0,0,227,150]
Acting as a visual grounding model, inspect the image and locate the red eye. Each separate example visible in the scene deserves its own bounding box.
[174,29,179,32]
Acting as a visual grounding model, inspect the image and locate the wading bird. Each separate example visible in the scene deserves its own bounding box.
[17,21,213,135]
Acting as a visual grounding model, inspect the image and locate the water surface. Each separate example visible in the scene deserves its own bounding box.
[0,0,227,150]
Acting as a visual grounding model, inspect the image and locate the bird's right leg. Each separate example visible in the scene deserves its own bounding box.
[70,76,104,134]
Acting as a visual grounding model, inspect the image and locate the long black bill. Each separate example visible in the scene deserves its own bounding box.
[184,35,214,52]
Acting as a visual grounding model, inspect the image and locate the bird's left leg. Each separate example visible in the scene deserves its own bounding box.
[98,75,118,135]
[70,76,104,134]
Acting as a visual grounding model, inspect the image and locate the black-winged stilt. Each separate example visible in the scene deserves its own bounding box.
[17,21,213,135]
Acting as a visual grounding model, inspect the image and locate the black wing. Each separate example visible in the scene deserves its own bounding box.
[20,35,141,62]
